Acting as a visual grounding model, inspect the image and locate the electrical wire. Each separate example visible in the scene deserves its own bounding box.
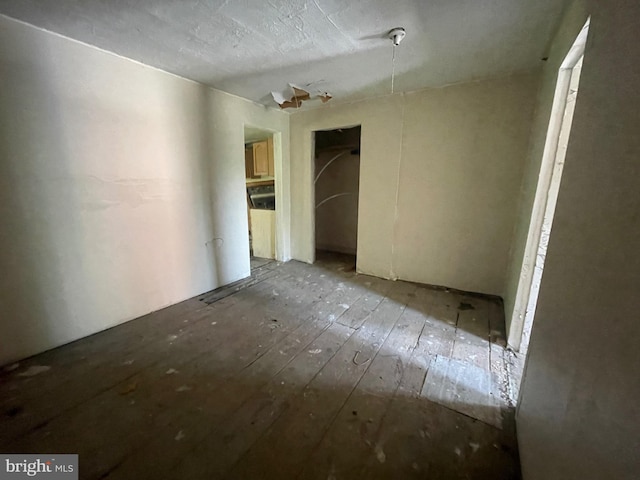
[391,44,397,94]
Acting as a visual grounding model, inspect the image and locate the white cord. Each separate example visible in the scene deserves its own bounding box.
[391,44,397,94]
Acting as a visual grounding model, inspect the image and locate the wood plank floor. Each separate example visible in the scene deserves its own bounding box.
[0,252,522,479]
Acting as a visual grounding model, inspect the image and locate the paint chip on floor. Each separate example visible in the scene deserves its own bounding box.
[175,430,185,441]
[118,382,137,395]
[17,365,50,377]
[176,385,191,392]
[166,369,178,375]
[374,444,386,463]
[308,349,322,354]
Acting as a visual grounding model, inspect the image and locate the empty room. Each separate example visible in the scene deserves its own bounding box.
[0,1,638,479]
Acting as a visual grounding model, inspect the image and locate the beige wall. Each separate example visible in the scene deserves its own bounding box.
[290,95,403,279]
[0,15,288,365]
[290,72,539,295]
[516,1,640,478]
[207,89,290,271]
[394,75,539,294]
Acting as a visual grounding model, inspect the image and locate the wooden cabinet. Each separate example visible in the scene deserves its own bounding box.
[245,139,275,178]
[253,141,269,176]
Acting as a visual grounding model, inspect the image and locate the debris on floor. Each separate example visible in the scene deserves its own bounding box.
[17,365,50,377]
[118,382,138,395]
[0,253,520,479]
[375,444,386,463]
[353,351,370,366]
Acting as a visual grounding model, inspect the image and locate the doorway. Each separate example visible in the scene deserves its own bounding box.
[313,126,361,264]
[510,19,589,353]
[244,125,277,266]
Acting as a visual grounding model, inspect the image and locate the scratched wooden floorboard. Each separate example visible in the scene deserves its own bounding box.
[160,264,381,478]
[99,259,374,478]
[357,291,519,479]
[0,253,520,479]
[297,287,427,480]
[357,393,520,480]
[109,267,375,478]
[224,281,417,480]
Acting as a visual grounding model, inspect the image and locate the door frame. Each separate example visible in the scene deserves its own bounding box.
[309,125,362,263]
[508,19,590,351]
[243,124,286,262]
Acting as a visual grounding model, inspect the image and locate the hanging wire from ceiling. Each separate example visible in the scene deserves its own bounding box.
[391,45,397,94]
[388,27,406,95]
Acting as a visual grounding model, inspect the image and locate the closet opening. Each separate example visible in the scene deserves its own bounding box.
[313,126,361,267]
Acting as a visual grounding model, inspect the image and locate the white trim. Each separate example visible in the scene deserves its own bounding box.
[508,19,590,351]
[308,124,361,265]
[243,125,290,263]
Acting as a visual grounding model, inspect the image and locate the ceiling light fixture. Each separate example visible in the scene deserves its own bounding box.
[388,27,406,94]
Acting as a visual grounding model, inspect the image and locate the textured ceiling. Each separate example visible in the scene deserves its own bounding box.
[0,0,569,108]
